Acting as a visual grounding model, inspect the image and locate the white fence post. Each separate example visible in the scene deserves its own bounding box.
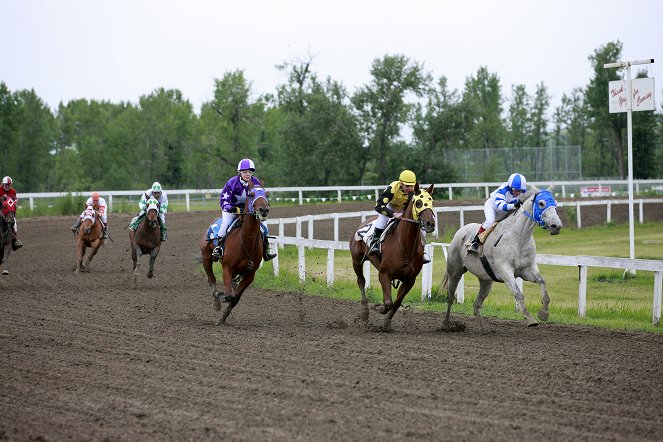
[278,219,285,249]
[185,192,190,211]
[607,201,611,223]
[653,271,662,326]
[576,201,582,229]
[272,242,280,277]
[421,244,433,300]
[639,199,644,223]
[327,247,335,286]
[578,265,587,317]
[333,214,339,242]
[298,244,305,282]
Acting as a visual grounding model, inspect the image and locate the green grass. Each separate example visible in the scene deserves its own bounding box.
[203,222,663,334]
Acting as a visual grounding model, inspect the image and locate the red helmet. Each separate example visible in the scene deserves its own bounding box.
[1,176,11,186]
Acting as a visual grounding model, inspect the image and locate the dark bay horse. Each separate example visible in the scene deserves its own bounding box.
[130,198,162,286]
[440,185,563,332]
[0,195,17,275]
[200,182,271,325]
[350,183,436,331]
[75,204,105,273]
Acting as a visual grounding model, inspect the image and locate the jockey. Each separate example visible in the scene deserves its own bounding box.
[368,169,430,263]
[468,172,527,254]
[71,192,109,239]
[211,158,276,262]
[0,176,23,250]
[129,182,169,241]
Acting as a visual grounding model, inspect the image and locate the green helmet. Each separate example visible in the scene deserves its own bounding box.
[151,182,162,192]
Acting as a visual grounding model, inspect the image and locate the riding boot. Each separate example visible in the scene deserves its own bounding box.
[101,223,109,239]
[71,218,82,234]
[263,236,277,261]
[368,227,384,255]
[422,252,431,264]
[11,232,22,251]
[212,239,224,262]
[161,223,167,241]
[468,234,482,254]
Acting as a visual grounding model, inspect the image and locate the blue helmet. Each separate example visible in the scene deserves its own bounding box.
[237,158,256,172]
[507,173,527,192]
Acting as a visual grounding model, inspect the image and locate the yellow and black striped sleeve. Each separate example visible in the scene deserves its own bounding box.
[375,186,395,217]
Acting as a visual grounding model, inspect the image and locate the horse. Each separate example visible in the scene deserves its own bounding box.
[199,181,271,325]
[440,185,563,332]
[75,204,105,273]
[349,183,436,331]
[0,195,17,275]
[130,197,162,286]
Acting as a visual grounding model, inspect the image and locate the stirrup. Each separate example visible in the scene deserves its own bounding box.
[422,253,431,264]
[468,243,480,254]
[71,225,78,234]
[102,232,109,239]
[212,246,223,262]
[12,239,23,251]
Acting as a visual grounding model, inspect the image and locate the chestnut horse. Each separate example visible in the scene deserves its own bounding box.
[75,204,105,273]
[350,183,436,331]
[130,198,162,286]
[0,195,17,275]
[200,181,270,325]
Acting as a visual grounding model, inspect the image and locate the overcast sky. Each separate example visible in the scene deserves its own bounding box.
[2,0,662,114]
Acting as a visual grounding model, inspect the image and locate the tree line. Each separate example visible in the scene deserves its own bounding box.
[1,40,661,193]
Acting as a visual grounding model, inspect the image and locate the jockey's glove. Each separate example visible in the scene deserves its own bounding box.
[514,201,522,208]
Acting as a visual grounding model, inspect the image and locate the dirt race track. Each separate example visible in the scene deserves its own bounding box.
[2,202,663,441]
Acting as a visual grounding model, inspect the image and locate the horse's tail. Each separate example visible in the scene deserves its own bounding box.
[442,271,449,291]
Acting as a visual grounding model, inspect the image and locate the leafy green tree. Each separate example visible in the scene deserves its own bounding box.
[529,82,550,147]
[553,87,588,148]
[0,82,18,175]
[505,84,531,148]
[462,66,505,149]
[272,58,363,186]
[585,41,625,178]
[352,54,430,183]
[631,71,658,179]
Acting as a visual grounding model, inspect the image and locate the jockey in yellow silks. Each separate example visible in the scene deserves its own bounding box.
[368,169,430,263]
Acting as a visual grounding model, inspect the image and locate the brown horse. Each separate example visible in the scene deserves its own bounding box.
[130,198,162,286]
[75,204,105,273]
[199,181,271,325]
[350,183,436,331]
[0,195,17,275]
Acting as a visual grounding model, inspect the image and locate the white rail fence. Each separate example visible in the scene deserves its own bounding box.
[17,178,663,210]
[264,198,663,244]
[268,236,663,326]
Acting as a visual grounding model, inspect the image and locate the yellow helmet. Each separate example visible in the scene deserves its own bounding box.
[399,170,416,186]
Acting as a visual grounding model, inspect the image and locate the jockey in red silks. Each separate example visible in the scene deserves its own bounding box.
[468,172,528,254]
[71,191,109,239]
[0,176,23,250]
[211,158,276,262]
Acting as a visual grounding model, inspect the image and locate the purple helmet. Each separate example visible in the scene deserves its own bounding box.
[237,158,256,172]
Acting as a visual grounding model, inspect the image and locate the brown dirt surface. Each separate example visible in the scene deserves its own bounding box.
[2,201,663,441]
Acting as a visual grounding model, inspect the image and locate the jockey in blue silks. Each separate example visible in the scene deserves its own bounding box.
[211,158,277,262]
[468,172,528,254]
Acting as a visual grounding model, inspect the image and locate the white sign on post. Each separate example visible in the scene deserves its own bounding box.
[609,77,656,113]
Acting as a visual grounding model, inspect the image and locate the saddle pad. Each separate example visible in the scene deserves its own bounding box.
[354,218,397,244]
[206,217,269,241]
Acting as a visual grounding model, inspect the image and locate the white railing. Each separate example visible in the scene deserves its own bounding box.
[269,236,663,326]
[263,198,663,245]
[16,178,663,210]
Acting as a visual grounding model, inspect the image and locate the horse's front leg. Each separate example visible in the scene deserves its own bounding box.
[473,279,494,333]
[351,251,369,322]
[1,247,10,275]
[75,243,85,273]
[520,267,550,321]
[374,270,393,315]
[503,275,538,327]
[147,247,160,279]
[382,278,416,331]
[84,240,101,270]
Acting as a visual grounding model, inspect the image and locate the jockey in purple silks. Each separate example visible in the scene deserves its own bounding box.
[211,158,277,262]
[468,172,528,254]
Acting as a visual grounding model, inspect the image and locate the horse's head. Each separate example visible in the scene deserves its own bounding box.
[145,198,160,228]
[248,182,270,222]
[0,195,16,226]
[410,183,436,234]
[81,205,96,234]
[526,186,562,235]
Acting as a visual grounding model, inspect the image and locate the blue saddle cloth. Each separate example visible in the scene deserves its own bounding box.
[206,217,269,241]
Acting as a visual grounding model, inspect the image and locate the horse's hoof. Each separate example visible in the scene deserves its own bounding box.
[537,310,549,322]
[372,304,389,315]
[527,318,539,327]
[213,296,222,311]
[437,320,466,332]
[359,310,369,322]
[2,270,8,275]
[147,272,154,279]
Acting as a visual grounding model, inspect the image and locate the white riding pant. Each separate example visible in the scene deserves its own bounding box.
[218,211,238,239]
[481,199,498,229]
[79,210,107,224]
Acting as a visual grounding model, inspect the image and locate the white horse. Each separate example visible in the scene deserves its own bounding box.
[441,185,562,331]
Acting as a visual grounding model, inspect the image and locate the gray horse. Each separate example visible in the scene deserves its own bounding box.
[441,185,562,331]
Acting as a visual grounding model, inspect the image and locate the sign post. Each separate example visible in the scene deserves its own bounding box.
[604,58,655,274]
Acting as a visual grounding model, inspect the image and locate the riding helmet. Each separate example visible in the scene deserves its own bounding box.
[507,173,527,192]
[237,158,256,172]
[399,170,416,186]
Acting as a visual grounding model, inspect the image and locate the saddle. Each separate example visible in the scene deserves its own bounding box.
[355,217,399,246]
